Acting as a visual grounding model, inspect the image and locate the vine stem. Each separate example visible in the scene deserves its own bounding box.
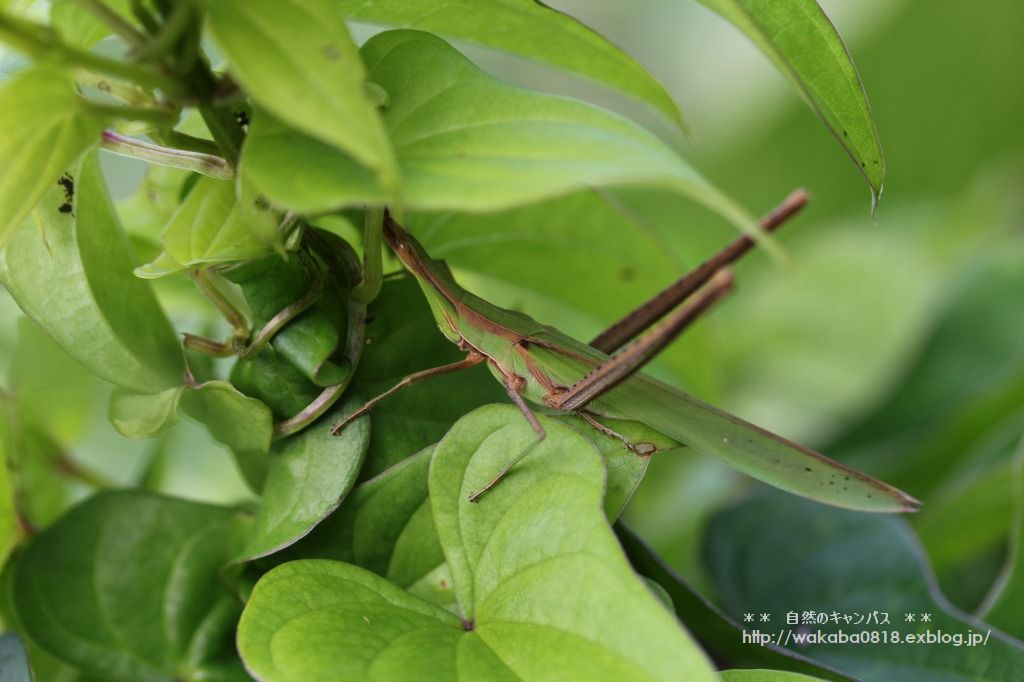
[100,130,233,179]
[0,10,185,95]
[351,207,385,304]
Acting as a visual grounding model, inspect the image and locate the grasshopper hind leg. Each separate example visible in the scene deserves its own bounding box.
[578,411,657,456]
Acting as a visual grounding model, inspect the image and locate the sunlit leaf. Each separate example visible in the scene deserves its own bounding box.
[110,381,274,492]
[429,405,716,679]
[50,0,132,47]
[0,65,106,248]
[204,0,395,182]
[0,153,183,392]
[338,0,684,127]
[697,0,885,200]
[242,30,755,236]
[135,176,275,279]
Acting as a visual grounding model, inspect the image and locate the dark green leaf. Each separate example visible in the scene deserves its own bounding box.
[236,395,370,561]
[280,446,455,608]
[697,0,885,200]
[204,0,395,182]
[721,672,829,682]
[0,153,183,393]
[618,525,855,682]
[704,495,1024,681]
[830,251,1024,498]
[242,30,755,236]
[916,460,1015,594]
[224,247,350,388]
[228,348,320,421]
[977,435,1024,638]
[13,491,248,680]
[0,65,107,247]
[338,0,684,127]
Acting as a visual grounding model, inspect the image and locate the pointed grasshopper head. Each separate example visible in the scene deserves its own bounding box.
[382,213,463,343]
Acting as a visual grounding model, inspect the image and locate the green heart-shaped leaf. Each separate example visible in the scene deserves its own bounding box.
[12,491,248,680]
[429,405,716,679]
[239,405,716,680]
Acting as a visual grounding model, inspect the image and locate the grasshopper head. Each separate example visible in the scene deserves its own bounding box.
[382,212,463,343]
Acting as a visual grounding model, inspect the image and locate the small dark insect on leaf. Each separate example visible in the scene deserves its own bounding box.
[58,203,72,214]
[57,173,74,202]
[235,110,251,128]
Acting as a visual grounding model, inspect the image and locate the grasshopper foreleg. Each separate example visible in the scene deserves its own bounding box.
[331,352,485,435]
[468,373,546,503]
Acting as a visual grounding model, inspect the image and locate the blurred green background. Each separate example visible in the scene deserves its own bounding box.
[2,0,1023,675]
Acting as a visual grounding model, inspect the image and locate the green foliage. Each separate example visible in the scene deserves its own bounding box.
[0,153,182,393]
[0,1,1017,680]
[205,0,396,183]
[698,0,884,200]
[239,406,717,681]
[13,491,248,680]
[136,176,276,278]
[237,395,369,561]
[242,30,754,235]
[336,0,685,127]
[0,65,107,248]
[704,495,1024,681]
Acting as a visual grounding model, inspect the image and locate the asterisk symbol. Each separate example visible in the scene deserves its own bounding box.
[743,613,754,623]
[905,613,916,622]
[760,613,771,622]
[920,613,931,622]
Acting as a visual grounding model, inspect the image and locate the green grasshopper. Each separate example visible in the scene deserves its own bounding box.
[333,191,919,513]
